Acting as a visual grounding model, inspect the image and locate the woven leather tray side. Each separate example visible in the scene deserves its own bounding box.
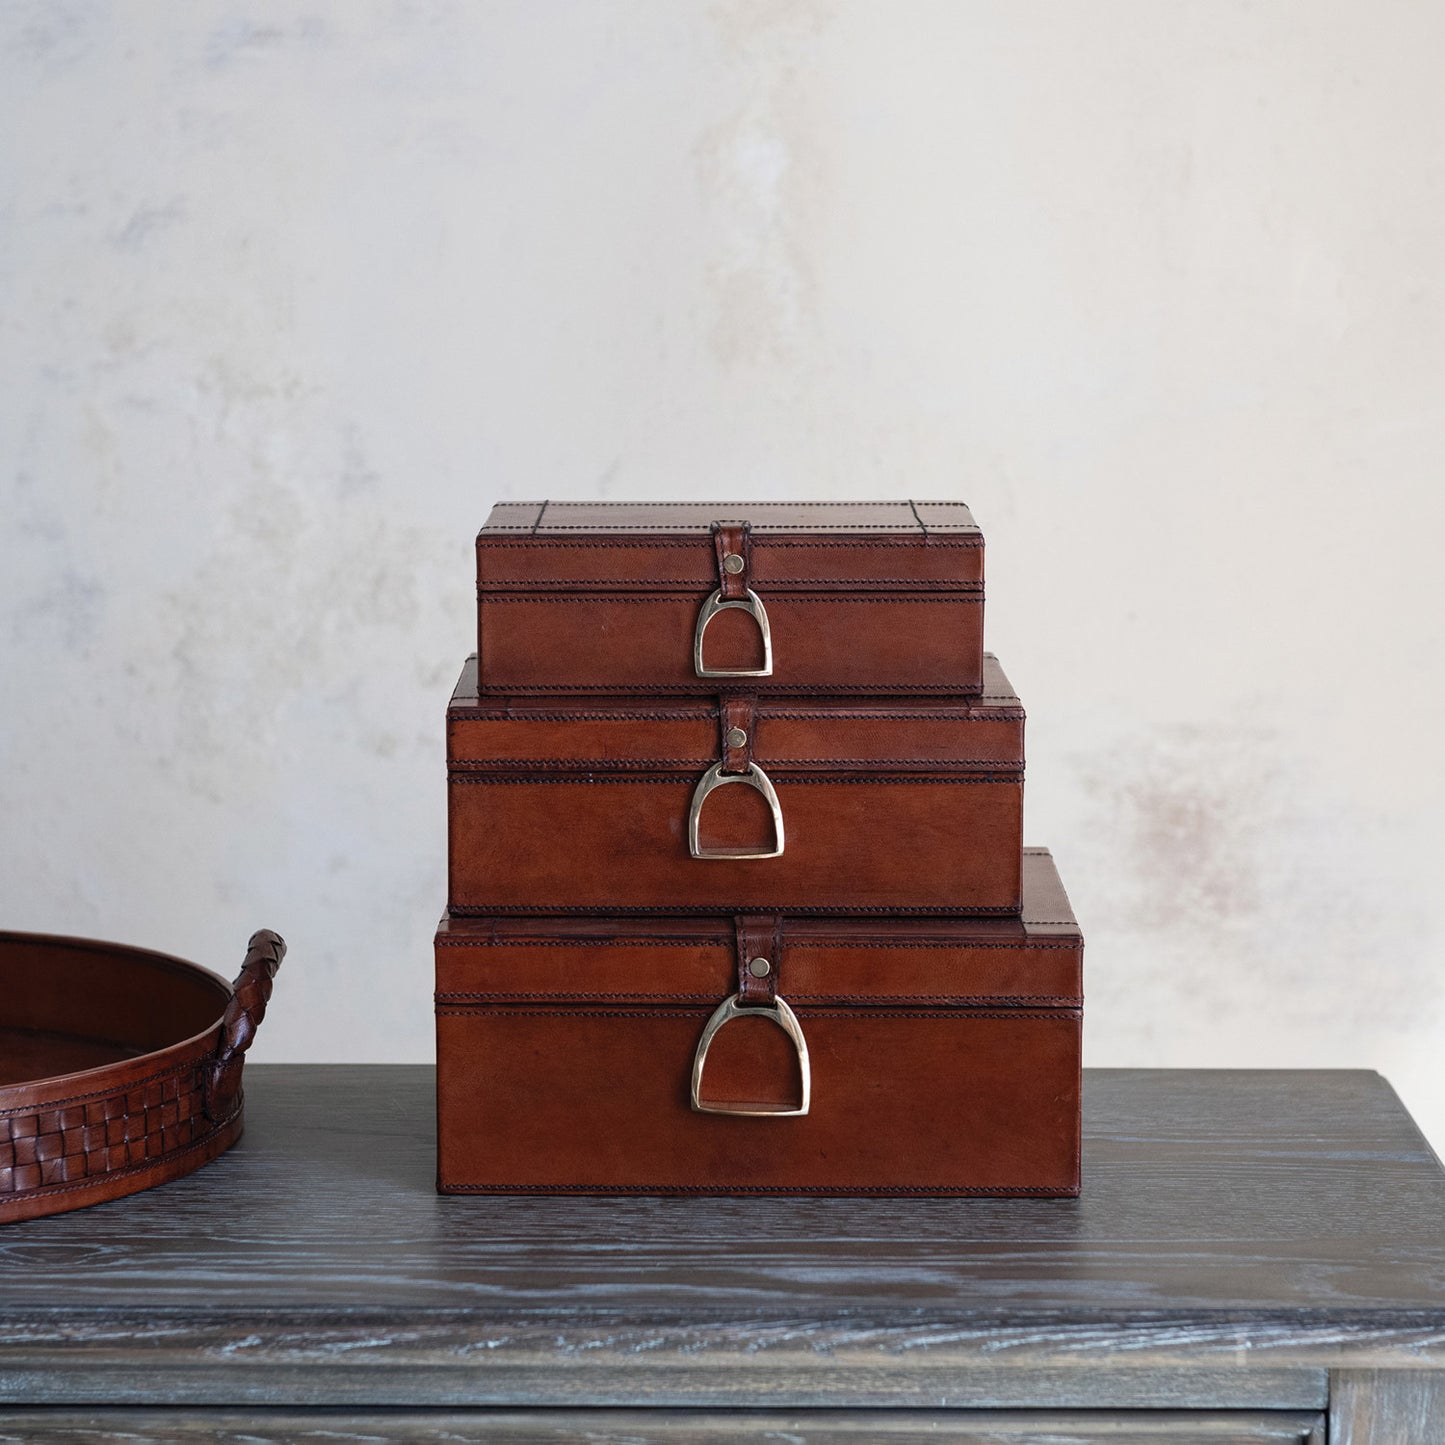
[0,929,284,1224]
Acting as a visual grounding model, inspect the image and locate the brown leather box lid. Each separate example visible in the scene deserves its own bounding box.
[446,654,1025,915]
[447,653,1023,771]
[476,501,984,695]
[436,848,1080,1004]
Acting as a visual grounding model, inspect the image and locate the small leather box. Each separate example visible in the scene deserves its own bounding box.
[435,848,1081,1197]
[447,654,1024,915]
[476,501,984,695]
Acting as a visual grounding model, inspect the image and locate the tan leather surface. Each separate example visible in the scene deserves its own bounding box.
[481,500,982,535]
[447,653,1024,914]
[436,849,1080,1003]
[449,774,1021,914]
[435,853,1081,1195]
[449,654,1024,768]
[476,501,984,694]
[0,930,284,1223]
[443,501,1082,1196]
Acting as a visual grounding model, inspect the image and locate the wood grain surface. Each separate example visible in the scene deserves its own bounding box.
[0,1066,1441,1412]
[1328,1368,1445,1442]
[0,1407,1330,1443]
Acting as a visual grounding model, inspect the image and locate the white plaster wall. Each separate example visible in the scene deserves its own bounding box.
[3,4,1443,1142]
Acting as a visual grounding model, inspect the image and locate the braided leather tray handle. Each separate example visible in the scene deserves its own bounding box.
[0,929,286,1225]
[204,929,286,1125]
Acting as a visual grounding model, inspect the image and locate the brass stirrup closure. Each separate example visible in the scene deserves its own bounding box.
[687,761,784,859]
[690,992,811,1117]
[693,587,773,677]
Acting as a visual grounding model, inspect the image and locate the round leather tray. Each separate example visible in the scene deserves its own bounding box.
[0,929,284,1224]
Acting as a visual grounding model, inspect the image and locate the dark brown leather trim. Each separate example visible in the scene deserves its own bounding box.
[713,521,751,600]
[719,697,755,775]
[735,915,780,1006]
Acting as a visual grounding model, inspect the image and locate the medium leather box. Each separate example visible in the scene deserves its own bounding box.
[435,847,1081,1196]
[447,654,1024,915]
[476,501,984,695]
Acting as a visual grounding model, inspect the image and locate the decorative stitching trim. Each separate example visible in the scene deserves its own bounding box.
[437,992,1082,1005]
[445,903,1023,917]
[478,578,982,587]
[450,757,1023,768]
[452,707,1020,720]
[479,595,983,604]
[440,1182,1075,1196]
[449,774,1023,785]
[0,1057,197,1120]
[436,1008,1077,1020]
[461,684,997,695]
[435,938,1080,949]
[455,700,1016,714]
[478,536,982,546]
[485,502,975,511]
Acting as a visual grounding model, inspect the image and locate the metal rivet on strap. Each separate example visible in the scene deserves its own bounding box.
[748,957,771,978]
[722,553,745,574]
[725,727,747,748]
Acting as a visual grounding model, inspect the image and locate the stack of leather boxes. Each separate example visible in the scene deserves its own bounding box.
[435,502,1083,1195]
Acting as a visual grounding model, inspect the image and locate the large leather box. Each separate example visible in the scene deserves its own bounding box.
[435,848,1081,1196]
[447,654,1024,915]
[476,501,984,695]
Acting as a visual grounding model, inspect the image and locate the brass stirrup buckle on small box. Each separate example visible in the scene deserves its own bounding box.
[693,586,773,677]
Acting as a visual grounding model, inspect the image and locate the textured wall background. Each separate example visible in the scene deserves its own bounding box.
[3,3,1443,1141]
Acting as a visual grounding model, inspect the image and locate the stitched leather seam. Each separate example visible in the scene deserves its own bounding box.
[451,758,1023,768]
[441,1183,1071,1195]
[461,684,1000,694]
[0,1104,242,1202]
[435,939,1080,950]
[445,905,1024,916]
[479,528,981,537]
[479,528,988,534]
[479,526,982,534]
[450,774,1023,785]
[451,708,1020,721]
[768,701,1016,712]
[479,579,983,587]
[436,992,1082,1004]
[479,534,976,543]
[436,1008,1077,1020]
[485,501,975,510]
[0,1057,200,1119]
[479,596,984,605]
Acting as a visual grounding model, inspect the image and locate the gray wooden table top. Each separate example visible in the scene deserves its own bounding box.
[2,1065,1444,1412]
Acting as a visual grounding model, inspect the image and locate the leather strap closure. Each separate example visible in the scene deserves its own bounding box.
[735,913,781,1007]
[695,521,772,678]
[691,912,809,1117]
[688,697,783,858]
[719,696,755,776]
[713,521,751,599]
